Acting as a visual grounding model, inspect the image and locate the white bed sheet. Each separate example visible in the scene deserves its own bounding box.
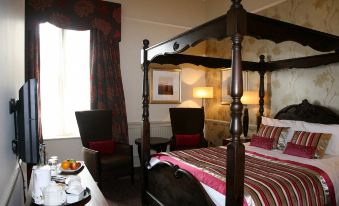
[150,143,339,206]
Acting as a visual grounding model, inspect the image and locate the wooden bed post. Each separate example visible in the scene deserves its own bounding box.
[141,39,151,206]
[226,0,246,205]
[257,55,266,131]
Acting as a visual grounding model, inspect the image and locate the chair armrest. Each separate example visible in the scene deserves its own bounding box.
[82,147,100,182]
[115,143,133,156]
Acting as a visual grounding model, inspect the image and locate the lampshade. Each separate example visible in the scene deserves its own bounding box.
[193,87,214,99]
[241,91,259,105]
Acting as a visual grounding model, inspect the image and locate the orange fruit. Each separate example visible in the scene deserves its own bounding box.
[61,160,70,170]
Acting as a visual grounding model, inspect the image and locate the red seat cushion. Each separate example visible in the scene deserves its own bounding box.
[249,134,275,150]
[283,142,316,159]
[88,140,116,154]
[175,134,201,147]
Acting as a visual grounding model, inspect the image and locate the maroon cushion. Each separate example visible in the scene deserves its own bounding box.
[175,134,201,146]
[249,134,275,150]
[283,142,316,159]
[88,140,116,154]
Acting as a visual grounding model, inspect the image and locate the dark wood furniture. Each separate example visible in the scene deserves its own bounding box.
[139,0,339,205]
[135,137,170,161]
[169,108,207,150]
[223,137,251,146]
[75,110,134,188]
[26,163,109,206]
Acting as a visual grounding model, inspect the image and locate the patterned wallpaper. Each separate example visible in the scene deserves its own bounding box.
[205,0,339,146]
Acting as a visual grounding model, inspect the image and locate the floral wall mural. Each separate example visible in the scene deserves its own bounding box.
[205,0,339,146]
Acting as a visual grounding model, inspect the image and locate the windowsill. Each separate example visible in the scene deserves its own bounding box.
[43,136,81,140]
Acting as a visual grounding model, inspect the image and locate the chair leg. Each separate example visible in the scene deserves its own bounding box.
[98,172,102,189]
[131,166,135,184]
[130,145,134,184]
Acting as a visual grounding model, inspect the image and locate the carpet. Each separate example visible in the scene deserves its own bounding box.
[102,170,141,206]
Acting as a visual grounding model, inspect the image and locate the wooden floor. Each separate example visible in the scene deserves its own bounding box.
[102,169,141,206]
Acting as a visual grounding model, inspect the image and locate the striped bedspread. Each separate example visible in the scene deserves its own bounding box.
[152,146,335,206]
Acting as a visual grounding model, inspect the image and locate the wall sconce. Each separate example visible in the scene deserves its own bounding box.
[193,87,214,108]
[241,91,259,137]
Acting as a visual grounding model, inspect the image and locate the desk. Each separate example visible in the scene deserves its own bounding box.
[135,137,170,161]
[26,163,109,206]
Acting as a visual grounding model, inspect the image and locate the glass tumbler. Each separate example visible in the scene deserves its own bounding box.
[48,156,58,176]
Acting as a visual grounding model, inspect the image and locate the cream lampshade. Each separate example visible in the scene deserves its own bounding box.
[241,91,259,137]
[241,91,259,105]
[193,87,214,107]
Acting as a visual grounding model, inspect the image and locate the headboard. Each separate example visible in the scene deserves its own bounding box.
[274,99,339,124]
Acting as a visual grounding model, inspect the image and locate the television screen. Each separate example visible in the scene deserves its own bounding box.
[17,79,39,164]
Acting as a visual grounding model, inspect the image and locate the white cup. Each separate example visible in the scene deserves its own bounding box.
[32,166,51,204]
[43,181,66,205]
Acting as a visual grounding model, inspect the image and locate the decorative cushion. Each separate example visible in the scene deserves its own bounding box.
[175,134,201,147]
[88,140,116,154]
[262,116,339,156]
[249,135,275,150]
[283,142,316,159]
[289,131,331,158]
[257,124,290,149]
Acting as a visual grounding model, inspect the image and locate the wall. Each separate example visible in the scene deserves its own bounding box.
[258,0,339,115]
[0,0,25,205]
[205,0,287,21]
[204,0,339,145]
[113,0,208,123]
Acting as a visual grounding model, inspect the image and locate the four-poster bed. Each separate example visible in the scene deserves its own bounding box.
[140,0,339,205]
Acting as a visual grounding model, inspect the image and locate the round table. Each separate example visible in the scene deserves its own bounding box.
[222,136,251,145]
[135,137,170,161]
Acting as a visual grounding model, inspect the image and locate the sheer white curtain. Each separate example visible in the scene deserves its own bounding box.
[39,22,90,138]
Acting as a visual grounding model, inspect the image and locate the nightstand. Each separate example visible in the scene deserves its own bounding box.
[222,136,251,145]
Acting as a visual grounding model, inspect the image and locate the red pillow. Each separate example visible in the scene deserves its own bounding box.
[283,142,316,159]
[249,135,275,150]
[175,134,201,146]
[88,140,116,154]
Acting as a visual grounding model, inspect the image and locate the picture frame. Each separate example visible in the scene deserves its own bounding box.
[150,66,181,104]
[221,68,248,104]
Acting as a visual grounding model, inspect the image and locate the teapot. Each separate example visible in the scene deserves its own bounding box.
[43,181,66,206]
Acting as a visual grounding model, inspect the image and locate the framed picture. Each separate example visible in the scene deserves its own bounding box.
[221,68,248,104]
[150,66,181,104]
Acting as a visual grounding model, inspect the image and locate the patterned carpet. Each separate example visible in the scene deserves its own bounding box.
[102,170,141,206]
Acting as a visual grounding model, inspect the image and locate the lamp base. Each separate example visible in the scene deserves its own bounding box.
[243,107,249,137]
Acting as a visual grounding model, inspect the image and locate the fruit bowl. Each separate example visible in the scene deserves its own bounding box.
[59,160,83,173]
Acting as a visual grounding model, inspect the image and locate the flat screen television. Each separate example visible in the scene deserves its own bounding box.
[16,78,39,164]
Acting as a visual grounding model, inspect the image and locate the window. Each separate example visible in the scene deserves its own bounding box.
[39,23,90,138]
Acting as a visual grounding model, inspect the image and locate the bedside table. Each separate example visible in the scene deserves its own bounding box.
[223,136,251,145]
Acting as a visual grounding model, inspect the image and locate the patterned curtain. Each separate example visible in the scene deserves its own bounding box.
[90,29,128,143]
[25,0,128,143]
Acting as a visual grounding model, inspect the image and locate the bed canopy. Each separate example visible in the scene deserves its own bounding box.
[140,0,339,205]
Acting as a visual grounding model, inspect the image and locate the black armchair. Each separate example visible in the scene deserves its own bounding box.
[169,108,207,151]
[75,109,134,187]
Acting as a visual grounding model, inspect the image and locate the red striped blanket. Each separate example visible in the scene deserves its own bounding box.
[153,146,335,206]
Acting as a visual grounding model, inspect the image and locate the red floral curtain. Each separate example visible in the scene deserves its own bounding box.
[90,29,128,143]
[25,0,129,143]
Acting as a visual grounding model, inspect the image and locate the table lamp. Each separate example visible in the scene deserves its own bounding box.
[193,87,214,108]
[241,91,259,137]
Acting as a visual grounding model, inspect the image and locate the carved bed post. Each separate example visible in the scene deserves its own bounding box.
[226,0,246,205]
[257,55,266,131]
[141,39,151,205]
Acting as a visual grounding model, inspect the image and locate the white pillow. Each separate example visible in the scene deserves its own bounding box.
[261,117,339,155]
